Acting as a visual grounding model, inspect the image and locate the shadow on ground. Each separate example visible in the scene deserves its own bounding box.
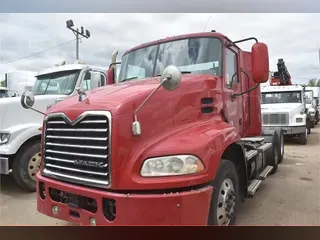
[0,174,31,197]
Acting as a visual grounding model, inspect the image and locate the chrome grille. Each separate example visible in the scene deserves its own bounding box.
[262,113,289,125]
[42,111,111,188]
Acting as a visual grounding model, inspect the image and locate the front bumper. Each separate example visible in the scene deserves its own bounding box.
[37,174,213,226]
[262,125,306,135]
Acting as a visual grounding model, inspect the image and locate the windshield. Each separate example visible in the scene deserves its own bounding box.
[261,91,302,104]
[32,70,80,95]
[0,89,9,98]
[118,37,222,82]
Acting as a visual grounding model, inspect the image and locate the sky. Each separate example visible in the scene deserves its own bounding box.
[1,13,320,85]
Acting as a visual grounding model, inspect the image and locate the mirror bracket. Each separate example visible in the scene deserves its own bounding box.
[132,74,171,136]
[131,65,182,136]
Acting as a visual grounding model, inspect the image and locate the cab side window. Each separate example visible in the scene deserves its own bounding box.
[225,48,238,88]
[82,71,107,91]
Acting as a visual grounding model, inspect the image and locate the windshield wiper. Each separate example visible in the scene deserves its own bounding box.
[120,76,138,83]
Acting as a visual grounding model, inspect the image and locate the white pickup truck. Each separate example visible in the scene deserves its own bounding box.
[261,84,309,145]
[0,62,109,191]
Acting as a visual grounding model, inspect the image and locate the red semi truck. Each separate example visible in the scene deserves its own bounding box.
[20,31,283,226]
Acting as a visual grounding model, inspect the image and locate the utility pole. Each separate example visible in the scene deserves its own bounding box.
[66,19,91,61]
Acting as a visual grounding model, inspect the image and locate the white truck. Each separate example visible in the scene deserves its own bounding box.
[261,84,309,145]
[306,86,320,125]
[305,86,317,128]
[0,61,110,192]
[4,71,37,96]
[0,87,20,98]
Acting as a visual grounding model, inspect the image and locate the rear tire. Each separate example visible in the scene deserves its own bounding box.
[12,141,41,192]
[298,129,307,145]
[266,132,279,174]
[207,159,239,226]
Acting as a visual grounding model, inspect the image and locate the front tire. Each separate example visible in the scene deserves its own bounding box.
[278,130,284,164]
[208,159,239,226]
[298,129,307,145]
[307,120,311,134]
[12,141,41,192]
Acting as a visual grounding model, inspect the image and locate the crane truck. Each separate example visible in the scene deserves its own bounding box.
[261,59,309,146]
[0,61,111,192]
[20,31,283,226]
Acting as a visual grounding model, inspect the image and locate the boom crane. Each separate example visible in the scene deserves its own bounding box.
[270,58,292,86]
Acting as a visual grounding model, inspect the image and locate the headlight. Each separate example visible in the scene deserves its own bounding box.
[296,117,303,123]
[0,133,11,145]
[140,155,205,177]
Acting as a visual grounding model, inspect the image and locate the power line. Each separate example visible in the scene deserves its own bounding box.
[0,38,78,64]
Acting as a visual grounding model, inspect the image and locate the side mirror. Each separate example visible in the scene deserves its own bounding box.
[251,42,269,83]
[160,65,182,91]
[90,72,101,89]
[21,90,35,109]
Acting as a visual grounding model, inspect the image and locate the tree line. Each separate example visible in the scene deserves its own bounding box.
[302,78,320,87]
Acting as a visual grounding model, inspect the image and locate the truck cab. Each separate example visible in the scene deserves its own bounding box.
[261,85,308,144]
[0,62,109,192]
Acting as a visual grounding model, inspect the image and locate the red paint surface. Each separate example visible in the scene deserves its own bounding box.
[241,51,263,137]
[37,174,213,226]
[47,73,241,190]
[39,31,270,225]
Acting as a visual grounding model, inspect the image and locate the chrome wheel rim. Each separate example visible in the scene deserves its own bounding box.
[28,152,41,181]
[217,178,236,226]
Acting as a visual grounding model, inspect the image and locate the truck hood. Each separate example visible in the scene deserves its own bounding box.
[261,103,303,114]
[0,94,68,131]
[47,74,219,120]
[48,78,169,117]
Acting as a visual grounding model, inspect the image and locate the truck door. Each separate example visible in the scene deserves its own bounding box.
[223,47,243,136]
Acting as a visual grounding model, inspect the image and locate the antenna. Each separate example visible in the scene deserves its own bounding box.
[202,15,211,32]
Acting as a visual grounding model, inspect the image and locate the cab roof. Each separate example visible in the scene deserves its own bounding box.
[36,63,108,77]
[261,84,304,92]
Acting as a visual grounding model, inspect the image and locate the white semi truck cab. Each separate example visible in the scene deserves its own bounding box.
[0,62,109,191]
[261,84,308,145]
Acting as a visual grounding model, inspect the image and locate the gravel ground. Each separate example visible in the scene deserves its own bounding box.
[1,125,319,225]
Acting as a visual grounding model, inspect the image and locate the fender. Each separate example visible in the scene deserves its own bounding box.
[0,123,42,155]
[115,118,241,190]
